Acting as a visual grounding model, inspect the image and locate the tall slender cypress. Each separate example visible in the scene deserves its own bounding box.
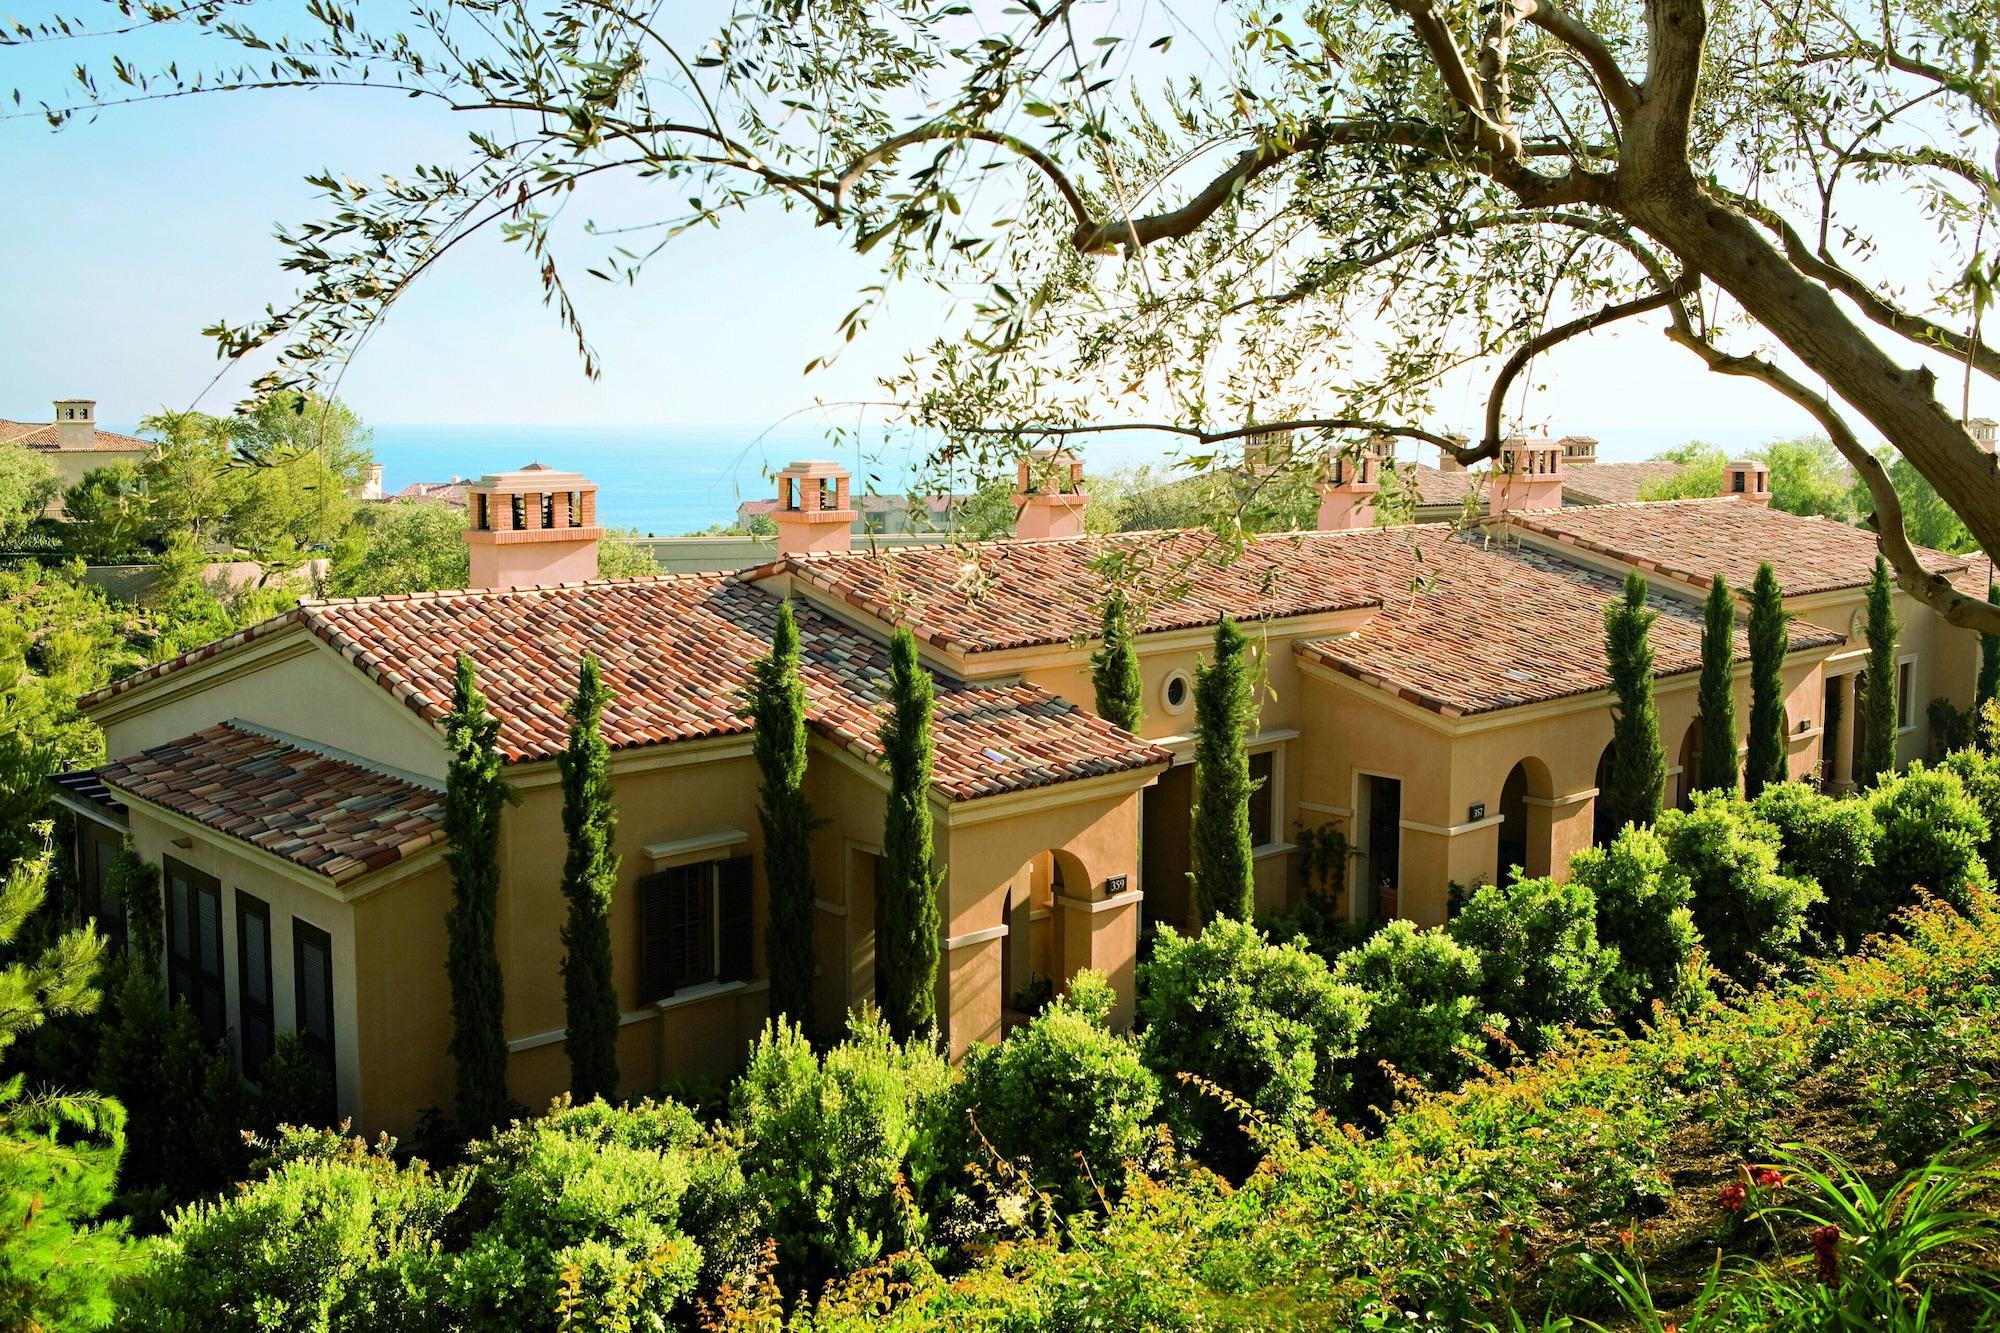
[1090,589,1145,734]
[558,654,620,1102]
[444,653,513,1134]
[1858,554,1900,786]
[752,601,817,1042]
[1191,617,1256,922]
[1978,582,2000,710]
[879,627,941,1042]
[1696,573,1740,794]
[1744,562,1790,798]
[1602,572,1666,834]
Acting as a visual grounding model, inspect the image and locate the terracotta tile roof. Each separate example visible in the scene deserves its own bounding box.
[1503,498,1974,597]
[201,575,1167,803]
[92,723,445,883]
[48,767,127,820]
[1295,528,1846,717]
[386,481,471,507]
[1402,463,1486,508]
[774,529,1383,654]
[0,420,156,453]
[1561,461,1697,505]
[738,493,967,520]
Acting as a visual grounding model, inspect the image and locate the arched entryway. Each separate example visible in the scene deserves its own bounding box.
[1000,848,1088,1022]
[1496,756,1556,882]
[1592,742,1619,846]
[1676,719,1703,810]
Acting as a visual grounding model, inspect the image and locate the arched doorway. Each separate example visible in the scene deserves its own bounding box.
[1592,742,1619,845]
[1000,848,1089,1018]
[1496,757,1555,882]
[1676,719,1703,810]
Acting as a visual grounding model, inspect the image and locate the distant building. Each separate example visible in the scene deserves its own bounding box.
[1396,433,1697,518]
[0,397,155,493]
[383,478,473,507]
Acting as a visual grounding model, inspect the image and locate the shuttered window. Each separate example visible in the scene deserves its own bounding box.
[165,859,226,1046]
[293,920,336,1088]
[236,892,274,1077]
[639,855,753,1001]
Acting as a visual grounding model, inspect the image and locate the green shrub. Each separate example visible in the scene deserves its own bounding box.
[1446,874,1614,1055]
[120,1128,464,1331]
[1331,920,1492,1110]
[1657,792,1819,984]
[1567,824,1706,1021]
[1937,745,2000,880]
[1870,761,1991,915]
[728,1012,958,1291]
[960,970,1160,1212]
[450,1096,752,1328]
[1753,780,1884,947]
[255,1032,337,1131]
[1136,918,1369,1173]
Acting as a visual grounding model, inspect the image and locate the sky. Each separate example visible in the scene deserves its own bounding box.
[1,4,1992,466]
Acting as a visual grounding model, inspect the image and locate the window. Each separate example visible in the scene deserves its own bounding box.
[236,892,274,1077]
[78,828,125,957]
[639,856,753,1002]
[1732,470,1746,493]
[540,492,554,530]
[510,494,526,530]
[1897,659,1914,730]
[474,492,490,531]
[165,859,226,1046]
[1248,750,1276,848]
[1162,671,1192,715]
[293,919,336,1090]
[568,490,582,527]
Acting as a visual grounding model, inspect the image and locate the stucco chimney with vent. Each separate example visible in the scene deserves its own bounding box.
[463,463,604,589]
[1491,436,1564,514]
[1438,431,1470,474]
[773,460,856,556]
[1969,418,1999,454]
[1726,458,1771,505]
[1558,434,1599,465]
[1317,446,1380,531]
[53,398,95,451]
[1013,447,1088,539]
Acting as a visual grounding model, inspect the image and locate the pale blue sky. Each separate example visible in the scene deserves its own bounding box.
[2,7,1991,463]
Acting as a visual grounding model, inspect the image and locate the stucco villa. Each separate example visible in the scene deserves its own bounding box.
[1,398,155,498]
[52,443,1987,1135]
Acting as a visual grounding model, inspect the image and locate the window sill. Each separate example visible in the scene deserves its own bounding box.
[655,977,768,1012]
[1252,841,1296,861]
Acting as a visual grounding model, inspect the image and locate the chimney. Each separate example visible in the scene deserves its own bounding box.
[1012,447,1088,540]
[463,463,604,590]
[773,460,856,556]
[53,398,96,451]
[1725,458,1771,505]
[1558,434,1599,465]
[1969,418,1999,454]
[1491,436,1565,514]
[1438,431,1470,474]
[1317,446,1380,531]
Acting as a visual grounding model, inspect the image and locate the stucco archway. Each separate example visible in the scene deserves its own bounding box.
[1592,742,1619,846]
[1000,848,1091,1016]
[1496,756,1556,882]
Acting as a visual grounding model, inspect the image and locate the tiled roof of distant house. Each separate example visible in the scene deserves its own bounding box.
[1291,528,1844,717]
[387,480,472,507]
[1400,464,1485,508]
[775,528,1383,654]
[0,420,155,453]
[88,722,446,882]
[1561,461,1695,505]
[1505,498,1975,596]
[84,575,1170,803]
[737,492,968,523]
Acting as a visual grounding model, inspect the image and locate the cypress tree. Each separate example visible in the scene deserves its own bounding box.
[879,627,941,1042]
[1858,554,1900,786]
[557,654,620,1102]
[1696,573,1740,794]
[1744,562,1790,799]
[1090,589,1145,734]
[1190,617,1256,922]
[1978,582,2000,710]
[752,601,818,1042]
[1602,572,1666,834]
[444,653,513,1135]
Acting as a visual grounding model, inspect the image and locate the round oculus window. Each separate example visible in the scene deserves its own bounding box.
[1162,671,1192,714]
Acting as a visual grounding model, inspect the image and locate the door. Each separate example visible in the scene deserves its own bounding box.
[1362,776,1403,920]
[1141,764,1194,933]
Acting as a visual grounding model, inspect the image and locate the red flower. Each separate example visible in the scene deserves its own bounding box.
[1718,1183,1747,1212]
[1753,1167,1785,1191]
[1810,1224,1841,1286]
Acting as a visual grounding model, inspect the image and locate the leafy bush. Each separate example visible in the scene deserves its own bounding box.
[1567,824,1706,1021]
[1870,761,1991,914]
[450,1096,753,1327]
[960,970,1160,1212]
[1753,780,1884,947]
[1136,918,1369,1173]
[1331,920,1492,1110]
[1938,743,2000,879]
[1657,792,1819,984]
[1446,873,1614,1054]
[120,1128,464,1331]
[728,1012,958,1291]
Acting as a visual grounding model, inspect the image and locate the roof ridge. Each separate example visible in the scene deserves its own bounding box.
[300,567,738,610]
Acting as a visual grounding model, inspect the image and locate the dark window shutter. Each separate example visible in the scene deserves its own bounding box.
[639,872,674,1001]
[719,855,753,982]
